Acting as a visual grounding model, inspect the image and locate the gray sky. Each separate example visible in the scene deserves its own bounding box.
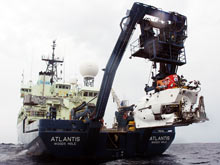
[0,0,219,143]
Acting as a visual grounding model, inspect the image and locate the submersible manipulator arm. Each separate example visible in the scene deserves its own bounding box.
[86,2,187,150]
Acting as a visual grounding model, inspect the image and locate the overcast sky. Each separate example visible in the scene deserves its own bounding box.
[0,0,219,143]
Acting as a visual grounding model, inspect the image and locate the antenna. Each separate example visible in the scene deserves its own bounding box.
[63,62,65,83]
[30,48,34,82]
[21,70,24,84]
[41,40,64,84]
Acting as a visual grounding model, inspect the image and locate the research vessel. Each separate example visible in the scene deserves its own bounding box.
[17,2,208,160]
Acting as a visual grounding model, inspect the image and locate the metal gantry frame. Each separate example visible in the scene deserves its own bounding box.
[94,2,187,122]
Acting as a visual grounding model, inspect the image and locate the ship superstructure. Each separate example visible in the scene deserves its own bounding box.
[18,41,99,140]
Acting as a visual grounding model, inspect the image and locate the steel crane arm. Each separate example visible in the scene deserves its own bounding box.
[93,2,186,121]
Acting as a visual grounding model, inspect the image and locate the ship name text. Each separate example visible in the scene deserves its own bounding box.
[50,136,80,146]
[150,136,170,144]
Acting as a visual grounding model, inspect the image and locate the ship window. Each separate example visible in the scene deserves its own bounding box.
[84,92,88,97]
[59,85,62,89]
[89,92,93,97]
[65,85,70,89]
[56,85,58,88]
[94,92,98,97]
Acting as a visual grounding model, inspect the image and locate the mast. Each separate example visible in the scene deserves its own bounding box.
[41,40,64,84]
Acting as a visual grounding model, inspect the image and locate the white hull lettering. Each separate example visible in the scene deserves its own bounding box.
[50,136,80,143]
[150,136,170,142]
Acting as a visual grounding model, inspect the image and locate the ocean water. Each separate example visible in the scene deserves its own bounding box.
[0,143,219,165]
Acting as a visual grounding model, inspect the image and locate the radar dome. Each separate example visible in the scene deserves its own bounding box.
[79,61,99,78]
